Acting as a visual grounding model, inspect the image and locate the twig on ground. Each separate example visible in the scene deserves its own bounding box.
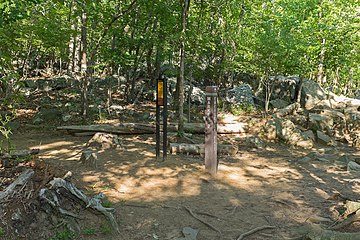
[230,206,238,215]
[330,212,360,230]
[236,225,276,240]
[194,210,220,219]
[184,206,221,234]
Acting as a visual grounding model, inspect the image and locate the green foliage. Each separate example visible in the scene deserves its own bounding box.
[101,200,112,208]
[229,103,256,116]
[0,227,5,237]
[99,222,112,235]
[49,229,75,240]
[0,113,15,154]
[0,0,359,105]
[82,228,97,235]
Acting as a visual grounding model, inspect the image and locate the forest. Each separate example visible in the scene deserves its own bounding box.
[1,1,360,240]
[1,0,359,122]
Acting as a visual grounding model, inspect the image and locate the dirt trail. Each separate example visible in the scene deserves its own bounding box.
[7,129,360,240]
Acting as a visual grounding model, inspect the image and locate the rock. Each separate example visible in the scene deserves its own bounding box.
[226,84,255,106]
[270,99,290,109]
[301,79,329,110]
[297,156,312,164]
[308,113,333,135]
[303,130,315,141]
[185,85,205,104]
[264,119,277,140]
[265,76,299,102]
[179,227,199,240]
[245,136,266,148]
[274,118,313,149]
[316,131,336,146]
[34,108,62,123]
[347,161,360,172]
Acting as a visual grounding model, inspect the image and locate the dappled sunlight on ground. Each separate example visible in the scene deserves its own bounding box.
[10,130,360,239]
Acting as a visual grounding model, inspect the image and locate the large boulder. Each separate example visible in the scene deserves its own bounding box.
[185,85,205,104]
[269,76,299,102]
[273,118,314,149]
[301,79,330,110]
[226,84,255,106]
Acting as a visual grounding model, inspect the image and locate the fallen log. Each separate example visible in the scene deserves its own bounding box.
[57,123,154,135]
[57,122,248,135]
[0,149,40,159]
[169,143,238,156]
[0,169,34,202]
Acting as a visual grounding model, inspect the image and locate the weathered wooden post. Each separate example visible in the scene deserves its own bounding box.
[205,86,218,174]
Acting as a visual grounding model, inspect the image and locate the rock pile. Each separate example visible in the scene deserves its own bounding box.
[260,77,360,149]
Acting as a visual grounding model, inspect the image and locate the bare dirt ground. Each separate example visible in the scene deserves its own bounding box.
[1,83,360,240]
[5,122,360,240]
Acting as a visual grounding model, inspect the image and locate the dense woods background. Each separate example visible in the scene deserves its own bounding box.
[0,0,359,123]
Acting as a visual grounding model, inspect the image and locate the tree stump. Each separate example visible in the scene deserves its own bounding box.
[80,149,98,168]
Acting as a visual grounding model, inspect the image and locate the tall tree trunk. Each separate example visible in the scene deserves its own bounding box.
[317,38,326,84]
[80,8,89,123]
[177,0,190,134]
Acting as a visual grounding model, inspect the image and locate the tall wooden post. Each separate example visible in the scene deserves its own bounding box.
[205,86,218,174]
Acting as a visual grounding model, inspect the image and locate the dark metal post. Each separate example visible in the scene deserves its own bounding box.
[156,79,162,159]
[205,86,218,174]
[163,78,168,161]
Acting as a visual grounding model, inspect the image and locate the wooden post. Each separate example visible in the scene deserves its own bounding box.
[205,86,218,174]
[163,77,168,161]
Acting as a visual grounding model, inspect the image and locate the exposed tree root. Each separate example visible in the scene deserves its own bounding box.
[40,172,120,233]
[236,225,276,240]
[184,206,221,234]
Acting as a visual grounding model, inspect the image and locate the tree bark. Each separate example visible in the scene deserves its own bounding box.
[177,0,190,133]
[80,7,89,123]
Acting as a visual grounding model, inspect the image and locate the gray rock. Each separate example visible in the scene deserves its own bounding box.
[185,85,205,104]
[179,227,199,240]
[226,84,254,106]
[303,130,315,141]
[347,161,360,171]
[274,118,313,149]
[245,136,266,148]
[264,119,277,140]
[268,76,299,102]
[302,79,329,110]
[34,108,62,122]
[316,131,336,146]
[270,99,290,109]
[308,113,333,135]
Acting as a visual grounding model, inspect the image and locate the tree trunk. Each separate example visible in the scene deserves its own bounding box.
[177,0,190,133]
[80,8,89,123]
[317,38,326,84]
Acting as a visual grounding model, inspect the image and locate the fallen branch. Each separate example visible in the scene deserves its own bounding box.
[236,225,276,240]
[0,149,40,159]
[0,169,34,202]
[184,206,221,234]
